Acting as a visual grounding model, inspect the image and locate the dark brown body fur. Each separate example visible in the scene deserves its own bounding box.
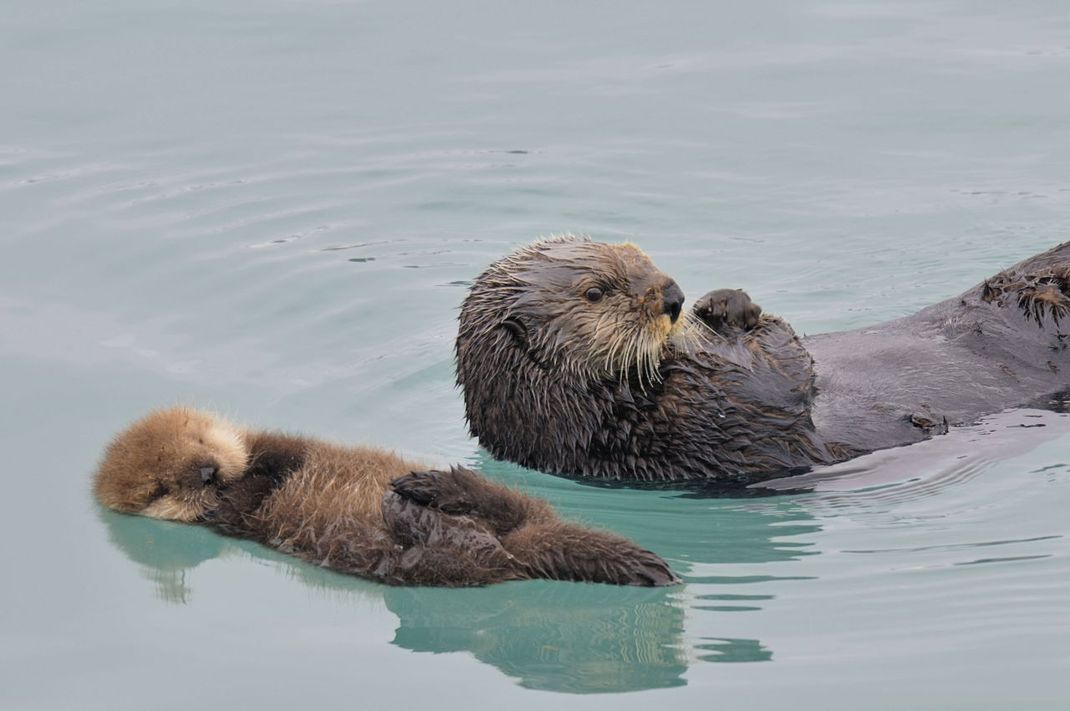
[457,237,1070,487]
[94,408,678,587]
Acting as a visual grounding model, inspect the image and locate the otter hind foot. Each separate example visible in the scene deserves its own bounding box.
[694,288,762,334]
[981,263,1070,327]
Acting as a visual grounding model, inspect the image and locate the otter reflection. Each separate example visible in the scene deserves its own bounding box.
[98,487,812,692]
[98,506,686,692]
[387,584,686,693]
[100,509,226,605]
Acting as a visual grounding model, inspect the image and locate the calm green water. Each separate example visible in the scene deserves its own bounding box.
[2,0,1069,708]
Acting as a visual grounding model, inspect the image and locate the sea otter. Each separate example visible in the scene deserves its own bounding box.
[93,407,678,586]
[456,236,1070,486]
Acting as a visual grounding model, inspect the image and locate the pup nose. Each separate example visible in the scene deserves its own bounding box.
[662,281,685,323]
[199,465,218,484]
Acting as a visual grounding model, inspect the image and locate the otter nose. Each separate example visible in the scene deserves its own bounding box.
[199,465,218,485]
[662,281,685,324]
[184,464,219,489]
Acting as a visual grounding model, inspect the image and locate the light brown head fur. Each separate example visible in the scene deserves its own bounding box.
[94,407,249,521]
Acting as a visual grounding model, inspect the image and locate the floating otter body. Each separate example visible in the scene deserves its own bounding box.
[93,407,678,586]
[457,237,1070,486]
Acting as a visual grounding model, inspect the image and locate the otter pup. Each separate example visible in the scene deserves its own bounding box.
[93,407,678,586]
[456,236,1070,486]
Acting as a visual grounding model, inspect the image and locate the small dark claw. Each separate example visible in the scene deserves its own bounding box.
[694,288,762,334]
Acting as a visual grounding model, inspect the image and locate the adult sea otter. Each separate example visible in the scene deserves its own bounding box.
[456,236,1070,487]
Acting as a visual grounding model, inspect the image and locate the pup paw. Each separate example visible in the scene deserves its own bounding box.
[391,469,478,515]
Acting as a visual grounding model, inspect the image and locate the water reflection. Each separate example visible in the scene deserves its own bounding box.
[98,507,688,693]
[101,509,226,605]
[760,408,1070,496]
[695,637,773,663]
[470,451,823,568]
[385,584,686,693]
[97,482,819,693]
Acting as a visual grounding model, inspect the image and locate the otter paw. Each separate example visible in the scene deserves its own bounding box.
[381,492,488,547]
[693,288,762,333]
[391,469,479,515]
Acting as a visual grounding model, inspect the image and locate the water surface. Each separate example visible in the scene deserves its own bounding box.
[2,1,1069,708]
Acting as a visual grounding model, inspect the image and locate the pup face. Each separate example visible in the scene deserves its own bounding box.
[468,237,686,383]
[94,407,248,522]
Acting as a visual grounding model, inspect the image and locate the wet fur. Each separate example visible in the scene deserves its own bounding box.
[457,237,1070,486]
[94,408,678,587]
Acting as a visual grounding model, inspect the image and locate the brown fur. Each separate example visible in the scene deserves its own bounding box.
[94,407,248,521]
[93,407,679,587]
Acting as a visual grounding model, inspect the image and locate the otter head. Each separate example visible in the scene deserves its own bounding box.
[93,407,249,522]
[458,236,686,386]
[456,236,691,472]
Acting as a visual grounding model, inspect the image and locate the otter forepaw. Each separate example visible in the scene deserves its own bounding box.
[393,467,535,535]
[694,288,762,334]
[391,468,480,515]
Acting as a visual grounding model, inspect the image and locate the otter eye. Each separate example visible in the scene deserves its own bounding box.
[585,287,604,303]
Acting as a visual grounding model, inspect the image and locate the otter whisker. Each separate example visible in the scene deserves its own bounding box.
[672,311,717,351]
[641,329,663,389]
[603,325,631,380]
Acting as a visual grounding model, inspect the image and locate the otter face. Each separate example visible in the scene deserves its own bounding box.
[462,236,686,384]
[94,407,249,522]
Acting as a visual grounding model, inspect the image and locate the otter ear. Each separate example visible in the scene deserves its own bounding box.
[501,316,528,348]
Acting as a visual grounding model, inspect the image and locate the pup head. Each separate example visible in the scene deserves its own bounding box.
[94,407,248,521]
